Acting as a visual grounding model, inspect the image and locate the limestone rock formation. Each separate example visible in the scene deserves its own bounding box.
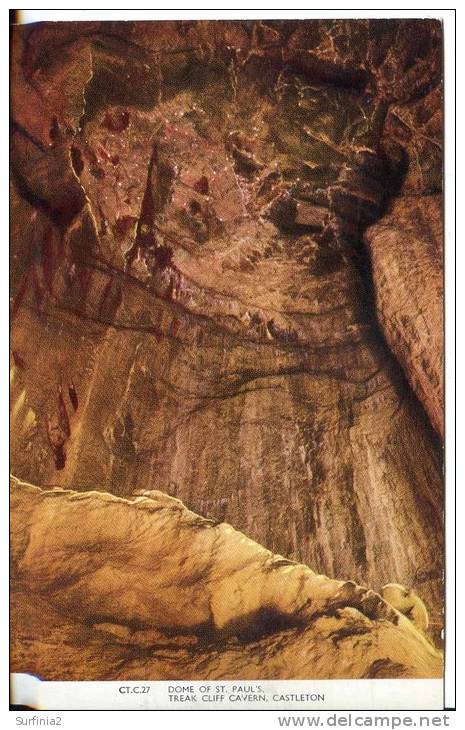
[10,19,444,677]
[365,196,444,438]
[10,477,442,680]
[381,583,430,634]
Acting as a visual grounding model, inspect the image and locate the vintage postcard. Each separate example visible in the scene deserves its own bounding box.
[9,13,450,712]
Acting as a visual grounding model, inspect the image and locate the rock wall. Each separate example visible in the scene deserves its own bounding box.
[365,196,443,438]
[10,19,444,653]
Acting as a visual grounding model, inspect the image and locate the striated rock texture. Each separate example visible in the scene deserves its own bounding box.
[10,18,444,670]
[10,477,442,680]
[365,196,443,438]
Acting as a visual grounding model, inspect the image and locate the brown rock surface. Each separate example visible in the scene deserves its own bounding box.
[365,196,443,437]
[10,477,442,680]
[10,19,444,673]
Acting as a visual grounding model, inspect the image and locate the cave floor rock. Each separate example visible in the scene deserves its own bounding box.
[11,477,442,681]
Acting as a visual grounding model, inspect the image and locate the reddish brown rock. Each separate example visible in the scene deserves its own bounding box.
[365,196,443,438]
[10,20,445,676]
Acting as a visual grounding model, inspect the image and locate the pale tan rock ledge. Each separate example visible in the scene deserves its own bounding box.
[10,476,442,680]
